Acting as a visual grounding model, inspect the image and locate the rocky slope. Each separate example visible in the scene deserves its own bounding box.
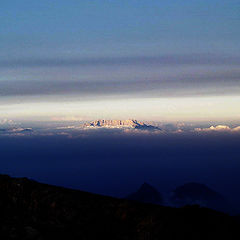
[0,175,239,240]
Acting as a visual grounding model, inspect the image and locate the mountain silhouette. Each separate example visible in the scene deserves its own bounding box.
[126,182,163,204]
[0,175,239,239]
[171,182,231,213]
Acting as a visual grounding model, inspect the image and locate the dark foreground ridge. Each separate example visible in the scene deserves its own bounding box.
[0,175,239,240]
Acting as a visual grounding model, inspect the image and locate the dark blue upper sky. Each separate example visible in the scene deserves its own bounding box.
[2,0,240,58]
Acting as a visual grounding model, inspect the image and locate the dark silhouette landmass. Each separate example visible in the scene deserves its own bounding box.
[171,182,232,213]
[0,175,239,240]
[126,182,163,205]
[126,182,233,214]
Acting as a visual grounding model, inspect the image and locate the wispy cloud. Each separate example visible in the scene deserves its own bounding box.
[0,118,15,125]
[0,127,33,136]
[50,116,85,122]
[0,70,239,98]
[1,53,239,99]
[1,54,240,68]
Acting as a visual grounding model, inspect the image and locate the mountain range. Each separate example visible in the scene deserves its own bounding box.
[0,175,239,239]
[84,119,160,130]
[170,182,231,211]
[126,182,233,214]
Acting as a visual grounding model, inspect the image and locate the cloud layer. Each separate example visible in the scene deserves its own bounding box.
[195,125,240,133]
[1,54,240,68]
[1,54,240,99]
[1,119,240,138]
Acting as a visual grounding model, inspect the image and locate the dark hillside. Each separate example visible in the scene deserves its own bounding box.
[0,175,238,240]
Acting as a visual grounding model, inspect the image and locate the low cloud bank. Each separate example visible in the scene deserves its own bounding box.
[1,120,240,138]
[0,119,15,125]
[194,125,240,133]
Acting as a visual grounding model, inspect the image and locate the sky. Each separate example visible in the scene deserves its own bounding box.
[1,1,240,213]
[1,0,240,122]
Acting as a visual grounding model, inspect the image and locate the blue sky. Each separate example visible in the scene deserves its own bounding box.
[1,0,240,122]
[1,0,240,57]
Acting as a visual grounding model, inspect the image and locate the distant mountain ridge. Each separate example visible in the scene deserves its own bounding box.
[126,182,163,204]
[126,182,233,214]
[170,182,232,213]
[84,119,160,130]
[0,175,239,239]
